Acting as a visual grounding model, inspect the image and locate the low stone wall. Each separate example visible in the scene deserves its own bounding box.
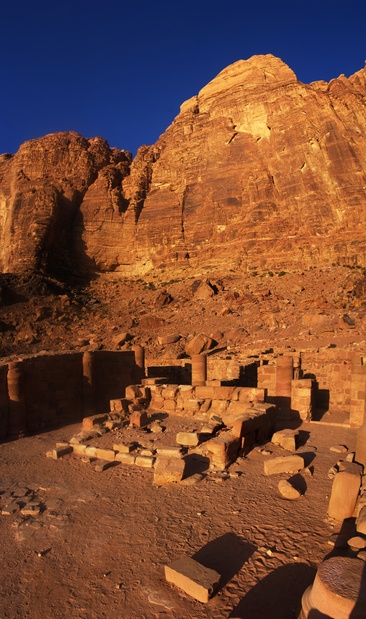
[148,384,266,420]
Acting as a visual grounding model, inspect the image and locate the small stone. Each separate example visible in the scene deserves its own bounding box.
[328,466,338,479]
[95,460,115,472]
[346,452,355,462]
[21,504,41,516]
[330,444,348,454]
[347,536,366,550]
[150,422,164,434]
[278,479,301,500]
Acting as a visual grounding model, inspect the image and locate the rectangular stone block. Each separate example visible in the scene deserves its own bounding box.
[210,400,229,414]
[194,386,215,399]
[205,432,241,469]
[212,386,236,400]
[179,387,194,400]
[95,460,115,472]
[110,398,129,413]
[135,455,155,468]
[94,448,116,461]
[165,556,220,603]
[85,446,98,458]
[271,429,298,452]
[162,400,177,412]
[113,443,133,453]
[162,386,179,399]
[237,388,266,403]
[82,414,108,430]
[264,455,305,475]
[115,453,136,465]
[156,446,183,457]
[176,432,200,447]
[154,456,185,484]
[51,446,73,459]
[72,444,87,456]
[130,410,149,427]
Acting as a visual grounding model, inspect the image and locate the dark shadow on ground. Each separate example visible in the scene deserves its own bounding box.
[324,517,357,560]
[296,451,316,467]
[183,453,210,478]
[288,473,307,495]
[192,532,256,594]
[229,562,316,618]
[297,430,311,448]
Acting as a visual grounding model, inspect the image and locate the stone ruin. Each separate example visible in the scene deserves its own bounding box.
[1,344,366,615]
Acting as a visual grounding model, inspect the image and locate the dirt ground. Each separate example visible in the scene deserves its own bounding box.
[0,416,359,619]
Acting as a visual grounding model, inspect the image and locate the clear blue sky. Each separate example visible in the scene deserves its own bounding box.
[1,0,365,157]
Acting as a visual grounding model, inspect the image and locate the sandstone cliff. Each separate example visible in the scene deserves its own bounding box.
[1,54,366,278]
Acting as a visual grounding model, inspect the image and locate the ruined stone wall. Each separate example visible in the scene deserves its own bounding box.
[300,350,356,411]
[257,363,277,397]
[0,350,142,439]
[22,353,83,432]
[93,351,143,414]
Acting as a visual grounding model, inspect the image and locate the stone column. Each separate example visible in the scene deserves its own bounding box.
[298,556,366,618]
[132,345,145,384]
[276,356,293,412]
[191,354,207,386]
[7,361,27,437]
[82,352,96,417]
[133,345,145,372]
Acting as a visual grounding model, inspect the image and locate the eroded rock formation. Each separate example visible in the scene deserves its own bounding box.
[1,54,366,278]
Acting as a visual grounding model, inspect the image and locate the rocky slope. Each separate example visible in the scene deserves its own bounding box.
[1,54,365,280]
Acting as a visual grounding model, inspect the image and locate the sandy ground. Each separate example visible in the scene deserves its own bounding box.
[0,417,360,619]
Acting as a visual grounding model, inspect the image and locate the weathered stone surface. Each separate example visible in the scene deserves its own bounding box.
[82,414,108,430]
[176,432,200,447]
[1,56,366,278]
[356,505,366,535]
[154,456,185,484]
[264,455,304,475]
[165,556,220,603]
[328,471,361,521]
[278,479,301,500]
[186,334,215,356]
[204,431,241,469]
[272,429,298,452]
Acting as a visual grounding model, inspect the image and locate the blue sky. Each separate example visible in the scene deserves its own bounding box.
[1,0,365,157]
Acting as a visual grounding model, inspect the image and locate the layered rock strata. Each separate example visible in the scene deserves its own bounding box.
[1,54,366,278]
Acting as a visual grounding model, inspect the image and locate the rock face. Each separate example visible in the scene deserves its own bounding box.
[1,54,366,278]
